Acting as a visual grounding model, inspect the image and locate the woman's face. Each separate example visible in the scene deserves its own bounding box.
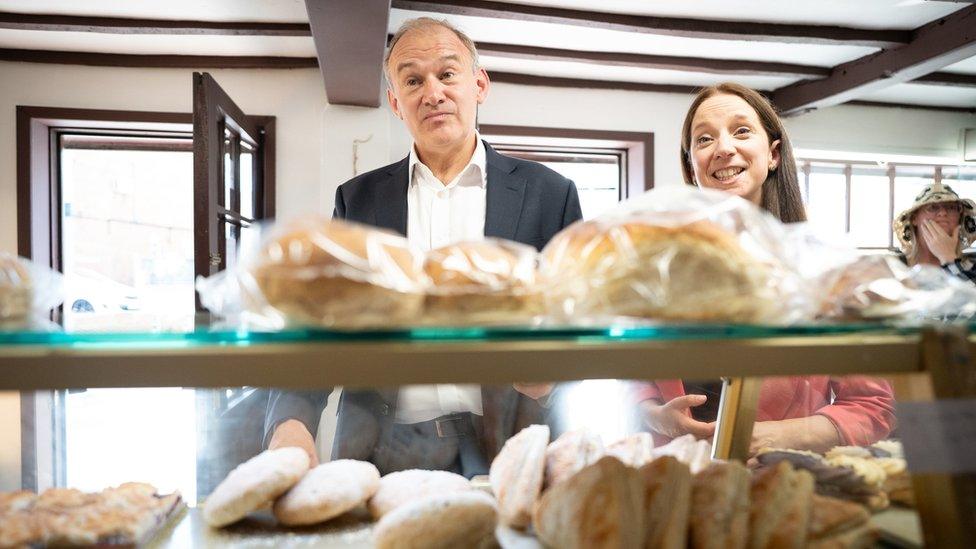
[914,201,962,236]
[688,93,780,206]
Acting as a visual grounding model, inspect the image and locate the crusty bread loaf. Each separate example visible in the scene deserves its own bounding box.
[273,459,380,526]
[606,432,655,468]
[488,424,549,529]
[544,430,604,490]
[639,456,692,549]
[748,461,815,549]
[807,494,871,540]
[250,218,425,328]
[422,239,541,325]
[367,469,471,520]
[533,455,645,549]
[373,491,498,549]
[690,461,750,549]
[203,448,309,528]
[540,219,775,322]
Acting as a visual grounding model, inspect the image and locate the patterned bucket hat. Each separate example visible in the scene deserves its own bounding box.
[893,181,976,254]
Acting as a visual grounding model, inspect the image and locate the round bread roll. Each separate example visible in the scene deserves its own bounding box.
[249,218,426,328]
[373,491,498,549]
[0,253,32,321]
[544,430,604,490]
[422,239,541,325]
[273,459,380,526]
[203,448,309,528]
[367,469,471,520]
[540,219,775,322]
[605,432,655,468]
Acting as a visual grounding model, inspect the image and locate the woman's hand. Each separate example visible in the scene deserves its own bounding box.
[920,220,960,265]
[639,395,715,439]
[747,416,843,457]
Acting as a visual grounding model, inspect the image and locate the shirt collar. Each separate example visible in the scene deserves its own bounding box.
[408,131,487,189]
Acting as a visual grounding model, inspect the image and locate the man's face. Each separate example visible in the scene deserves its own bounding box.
[386,26,489,154]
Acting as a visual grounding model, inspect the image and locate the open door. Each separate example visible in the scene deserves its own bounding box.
[192,72,276,499]
[192,72,275,294]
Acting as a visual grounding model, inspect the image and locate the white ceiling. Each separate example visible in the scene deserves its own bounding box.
[1,0,973,109]
[489,0,962,29]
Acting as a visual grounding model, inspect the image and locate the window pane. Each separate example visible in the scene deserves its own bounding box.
[805,169,847,242]
[849,168,890,248]
[540,160,620,220]
[240,141,254,219]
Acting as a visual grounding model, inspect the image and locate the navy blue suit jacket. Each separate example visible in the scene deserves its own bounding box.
[265,142,582,461]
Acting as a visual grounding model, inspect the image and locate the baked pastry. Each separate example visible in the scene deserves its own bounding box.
[368,469,471,520]
[0,483,182,547]
[606,432,655,468]
[540,219,777,322]
[203,447,309,527]
[273,459,380,526]
[533,456,645,549]
[544,430,604,489]
[650,433,714,474]
[755,449,888,511]
[689,461,750,549]
[0,253,32,321]
[489,424,549,529]
[248,217,426,328]
[422,239,541,325]
[373,491,498,549]
[807,494,876,549]
[639,456,692,549]
[749,461,815,549]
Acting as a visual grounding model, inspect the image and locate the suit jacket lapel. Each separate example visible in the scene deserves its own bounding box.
[372,156,409,236]
[484,143,525,241]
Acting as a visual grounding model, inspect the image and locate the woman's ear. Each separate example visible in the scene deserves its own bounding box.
[768,139,781,171]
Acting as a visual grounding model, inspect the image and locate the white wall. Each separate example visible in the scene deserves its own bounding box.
[1,60,974,484]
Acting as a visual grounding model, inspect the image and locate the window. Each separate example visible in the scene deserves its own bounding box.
[480,125,653,220]
[797,152,976,251]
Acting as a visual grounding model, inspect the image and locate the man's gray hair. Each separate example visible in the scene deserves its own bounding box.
[384,17,480,87]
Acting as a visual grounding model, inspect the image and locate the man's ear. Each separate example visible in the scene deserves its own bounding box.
[387,87,402,120]
[475,67,490,105]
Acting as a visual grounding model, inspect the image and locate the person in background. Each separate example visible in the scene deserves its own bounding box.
[263,17,582,476]
[893,181,976,283]
[633,82,895,455]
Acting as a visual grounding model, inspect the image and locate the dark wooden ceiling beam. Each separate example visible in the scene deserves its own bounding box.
[771,5,976,115]
[305,0,390,108]
[913,71,976,88]
[489,71,699,94]
[477,41,828,79]
[0,48,317,68]
[391,0,908,47]
[0,11,310,35]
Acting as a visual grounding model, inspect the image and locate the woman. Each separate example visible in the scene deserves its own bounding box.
[634,82,895,454]
[893,181,976,283]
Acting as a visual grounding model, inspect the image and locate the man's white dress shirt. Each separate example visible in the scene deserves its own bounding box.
[395,134,487,424]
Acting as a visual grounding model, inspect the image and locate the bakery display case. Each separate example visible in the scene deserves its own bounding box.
[1,320,973,548]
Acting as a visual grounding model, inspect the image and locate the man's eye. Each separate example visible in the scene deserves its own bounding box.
[441,71,455,79]
[405,78,419,86]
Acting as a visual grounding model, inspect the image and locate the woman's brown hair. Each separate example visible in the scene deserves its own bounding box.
[680,82,807,223]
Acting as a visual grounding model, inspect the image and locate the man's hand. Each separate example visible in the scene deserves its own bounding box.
[639,395,715,439]
[920,220,959,265]
[513,382,554,400]
[269,419,319,467]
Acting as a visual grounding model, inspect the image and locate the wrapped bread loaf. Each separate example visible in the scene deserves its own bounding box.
[422,239,541,325]
[246,218,426,328]
[541,219,777,322]
[0,253,33,322]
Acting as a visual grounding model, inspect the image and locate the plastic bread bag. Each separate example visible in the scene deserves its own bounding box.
[0,252,63,329]
[817,253,976,321]
[539,186,816,325]
[420,238,543,325]
[198,216,427,329]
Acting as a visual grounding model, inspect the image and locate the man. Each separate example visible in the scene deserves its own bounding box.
[264,17,582,477]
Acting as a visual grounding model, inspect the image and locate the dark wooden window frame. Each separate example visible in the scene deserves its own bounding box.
[478,124,654,200]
